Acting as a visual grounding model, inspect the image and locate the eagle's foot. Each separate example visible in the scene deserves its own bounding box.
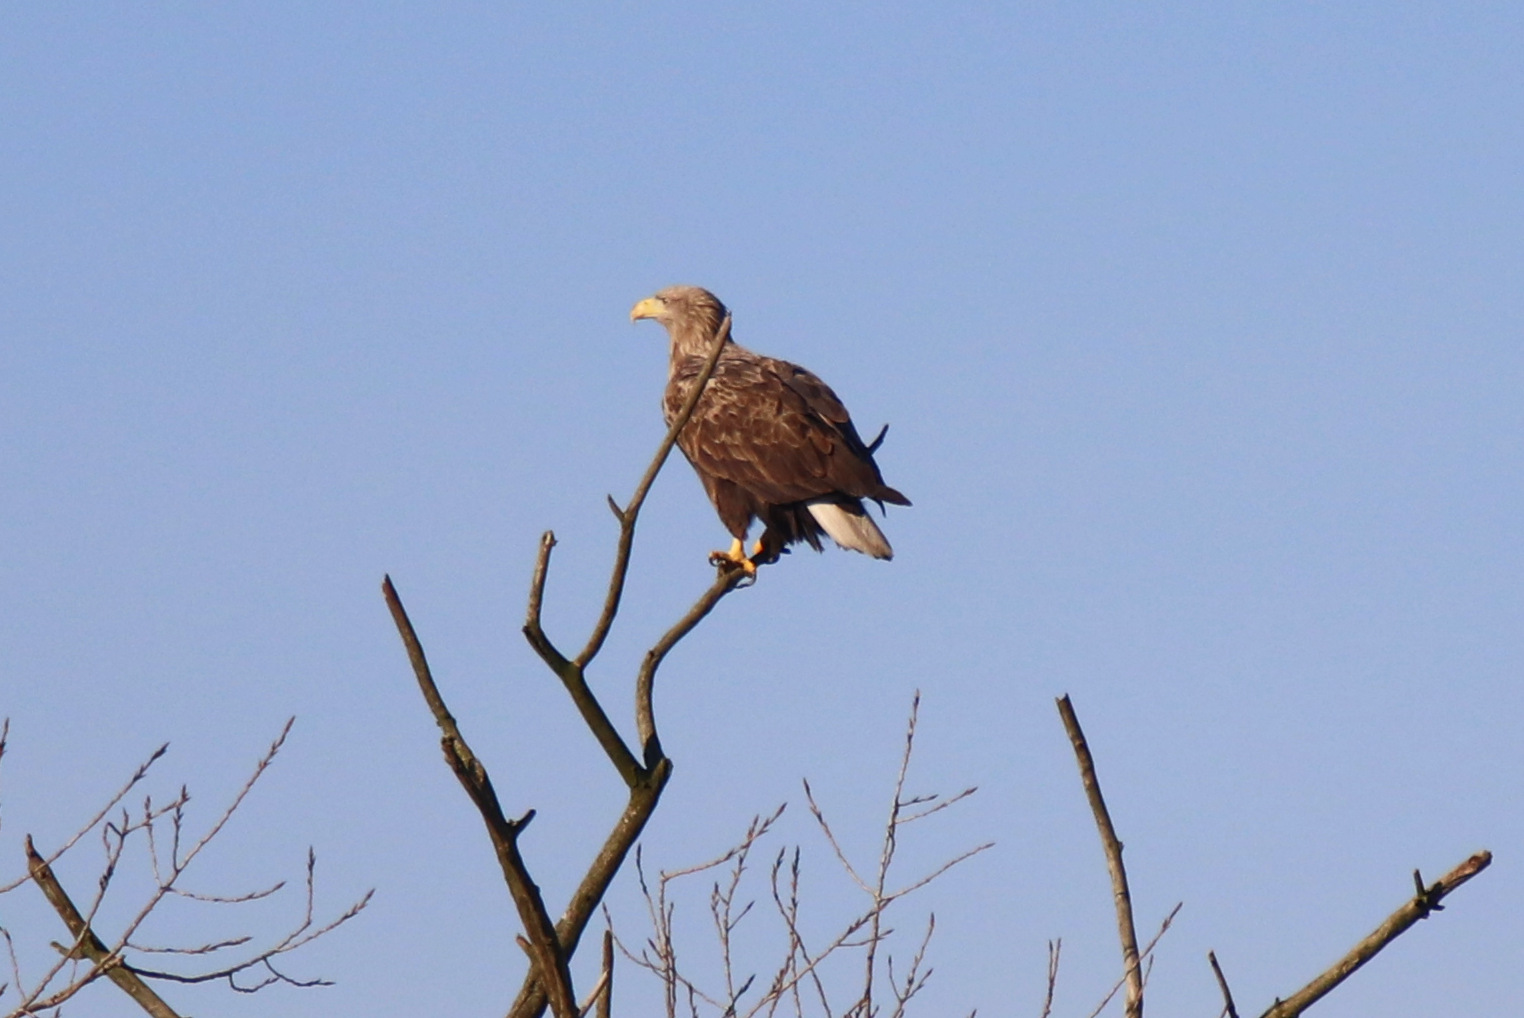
[709,539,758,578]
[747,536,787,568]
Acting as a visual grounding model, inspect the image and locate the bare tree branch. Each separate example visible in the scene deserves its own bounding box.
[3,724,364,1018]
[128,848,371,987]
[1082,904,1180,1018]
[1038,939,1061,1018]
[0,742,168,896]
[383,576,578,1018]
[1056,694,1143,1018]
[635,568,747,767]
[24,838,181,1018]
[575,313,733,670]
[1258,851,1491,1018]
[617,695,984,1018]
[522,533,644,787]
[1209,950,1240,1018]
[378,312,744,1018]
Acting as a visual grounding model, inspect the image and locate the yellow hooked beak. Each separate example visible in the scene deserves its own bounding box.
[630,296,664,322]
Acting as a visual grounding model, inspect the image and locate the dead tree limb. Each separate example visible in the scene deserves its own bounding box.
[593,929,613,1018]
[24,840,180,1018]
[635,569,741,767]
[1056,694,1143,1018]
[387,314,743,1018]
[384,577,577,1018]
[1208,950,1240,1018]
[1038,939,1061,1018]
[1259,851,1491,1018]
[1082,904,1180,1018]
[573,313,733,672]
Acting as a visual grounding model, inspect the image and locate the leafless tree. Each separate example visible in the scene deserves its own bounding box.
[382,305,1493,1018]
[0,718,369,1018]
[3,300,1490,1018]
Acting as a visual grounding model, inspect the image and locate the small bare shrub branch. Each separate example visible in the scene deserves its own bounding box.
[615,692,989,1018]
[0,720,368,1018]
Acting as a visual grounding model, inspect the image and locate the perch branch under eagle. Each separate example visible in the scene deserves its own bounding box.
[631,285,910,577]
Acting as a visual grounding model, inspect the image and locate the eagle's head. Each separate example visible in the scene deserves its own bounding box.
[631,285,730,358]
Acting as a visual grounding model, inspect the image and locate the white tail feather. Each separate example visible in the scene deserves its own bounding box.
[806,500,893,559]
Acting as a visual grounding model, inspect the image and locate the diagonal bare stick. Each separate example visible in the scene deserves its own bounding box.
[1259,851,1491,1018]
[25,837,182,1018]
[573,313,733,670]
[1209,950,1240,1018]
[1056,694,1144,1018]
[384,577,578,1018]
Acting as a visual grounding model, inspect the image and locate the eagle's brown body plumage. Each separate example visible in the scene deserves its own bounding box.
[632,285,909,569]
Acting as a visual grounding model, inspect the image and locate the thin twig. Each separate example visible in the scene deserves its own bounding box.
[1083,904,1181,1018]
[1057,694,1143,1018]
[524,531,569,673]
[1259,851,1491,1018]
[0,743,169,895]
[127,850,371,985]
[576,314,732,670]
[1039,939,1061,1018]
[899,786,978,825]
[1208,950,1239,1018]
[635,567,747,767]
[802,780,871,895]
[24,837,182,1018]
[886,913,936,1018]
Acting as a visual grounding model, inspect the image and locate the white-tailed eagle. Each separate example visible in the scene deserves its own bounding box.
[631,285,909,576]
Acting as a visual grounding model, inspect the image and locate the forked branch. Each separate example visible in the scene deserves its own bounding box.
[387,313,744,1018]
[1258,851,1491,1018]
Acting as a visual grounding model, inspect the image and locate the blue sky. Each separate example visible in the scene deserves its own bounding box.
[1,4,1519,1016]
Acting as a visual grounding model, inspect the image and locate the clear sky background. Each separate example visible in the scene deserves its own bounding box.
[1,4,1519,1016]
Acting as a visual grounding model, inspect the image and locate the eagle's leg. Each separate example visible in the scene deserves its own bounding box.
[750,527,787,566]
[708,538,758,577]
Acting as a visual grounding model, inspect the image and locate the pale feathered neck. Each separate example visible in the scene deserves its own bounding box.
[654,286,731,361]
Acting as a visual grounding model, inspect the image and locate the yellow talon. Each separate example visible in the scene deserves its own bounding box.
[708,538,758,577]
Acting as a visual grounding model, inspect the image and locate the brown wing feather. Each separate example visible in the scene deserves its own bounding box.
[665,347,908,508]
[771,358,910,505]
